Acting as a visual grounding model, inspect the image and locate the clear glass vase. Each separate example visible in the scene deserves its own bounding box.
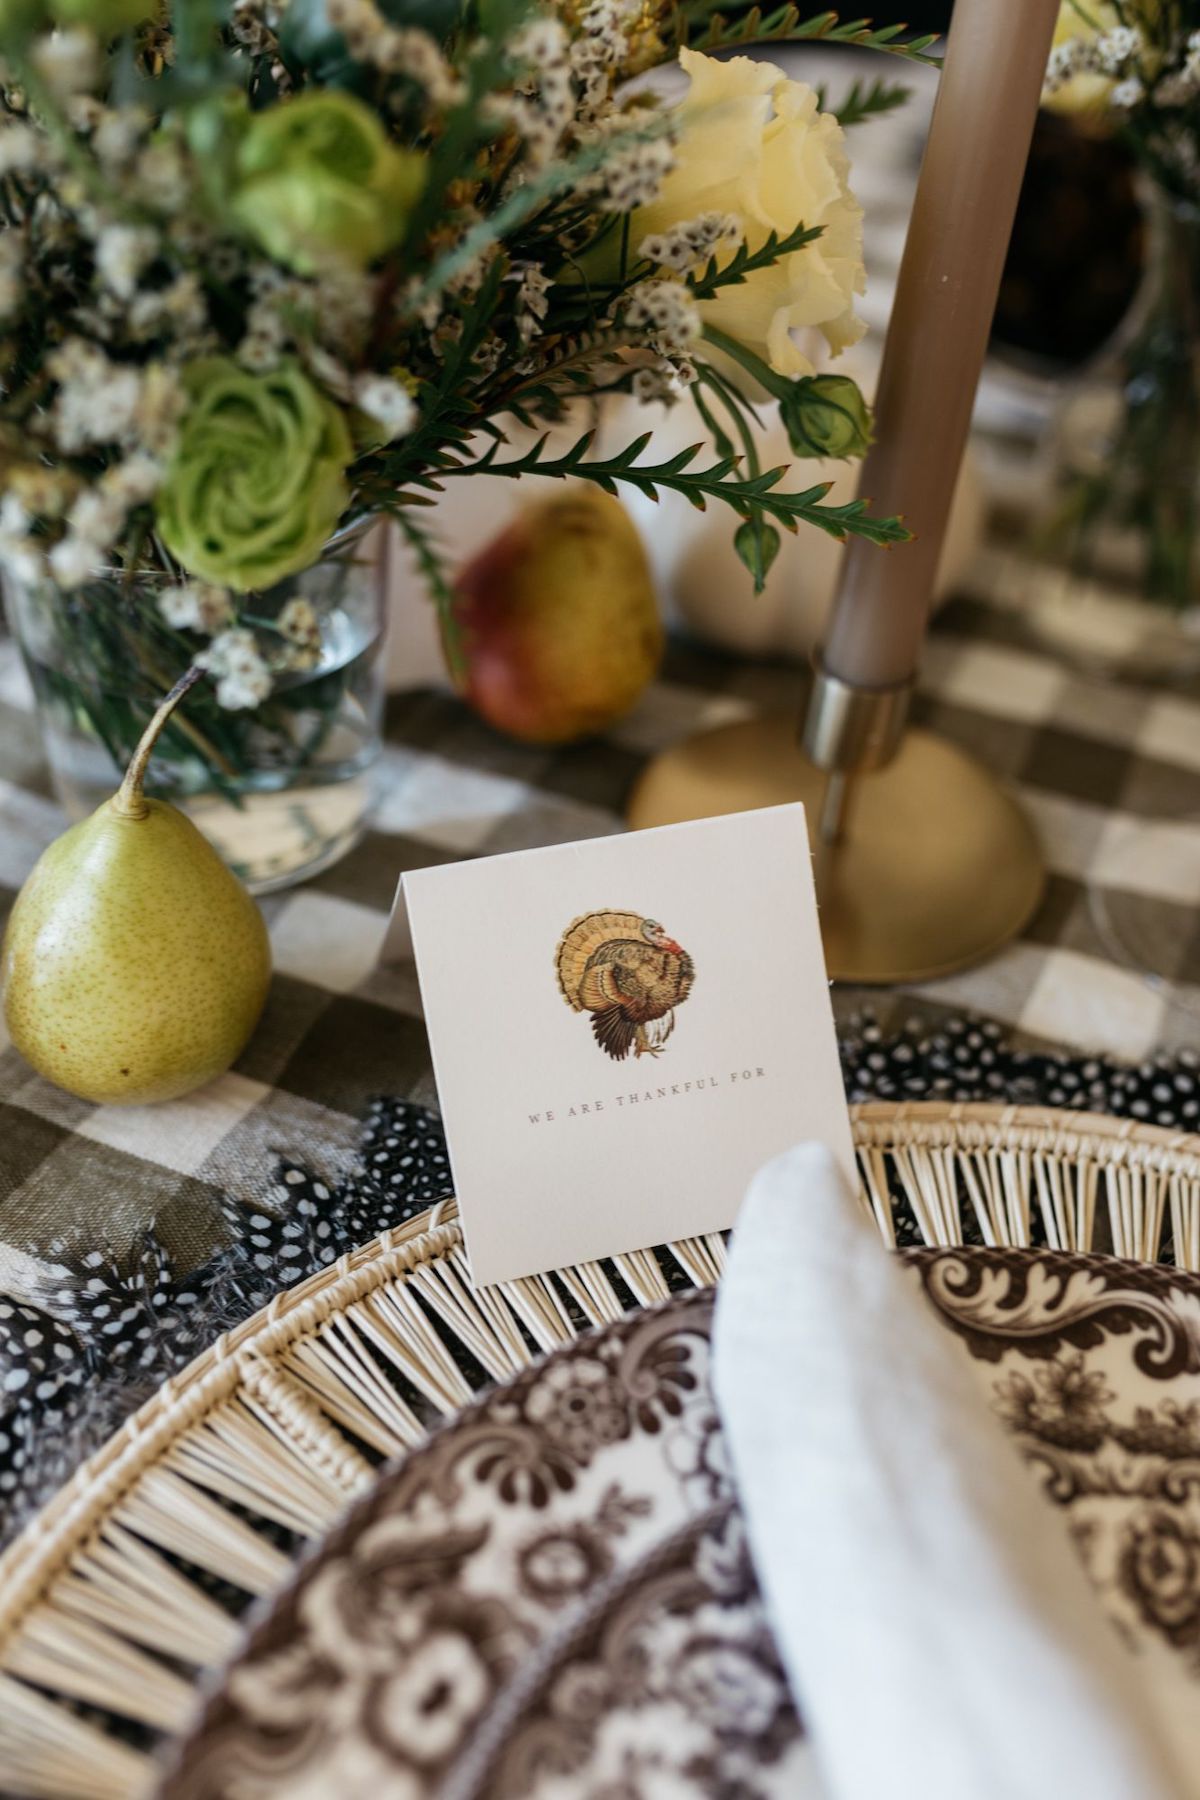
[3,522,386,893]
[1032,185,1200,679]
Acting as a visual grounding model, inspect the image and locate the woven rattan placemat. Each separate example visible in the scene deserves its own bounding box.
[2,1099,1199,1798]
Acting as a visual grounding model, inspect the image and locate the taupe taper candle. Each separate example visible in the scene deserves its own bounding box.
[821,0,1060,692]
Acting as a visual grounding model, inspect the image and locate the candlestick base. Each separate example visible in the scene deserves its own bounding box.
[626,714,1044,984]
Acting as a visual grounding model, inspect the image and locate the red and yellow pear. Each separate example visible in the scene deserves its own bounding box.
[448,486,663,746]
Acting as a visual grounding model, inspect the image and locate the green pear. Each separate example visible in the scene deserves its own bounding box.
[2,671,271,1106]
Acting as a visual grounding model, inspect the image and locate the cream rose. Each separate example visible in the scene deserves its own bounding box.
[636,48,865,380]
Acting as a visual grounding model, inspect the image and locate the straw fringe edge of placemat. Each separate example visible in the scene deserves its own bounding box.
[3,1101,1200,1798]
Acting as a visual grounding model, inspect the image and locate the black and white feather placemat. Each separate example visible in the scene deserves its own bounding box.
[3,1015,1199,1547]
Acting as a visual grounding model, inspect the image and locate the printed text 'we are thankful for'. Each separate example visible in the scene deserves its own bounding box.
[528,1067,767,1125]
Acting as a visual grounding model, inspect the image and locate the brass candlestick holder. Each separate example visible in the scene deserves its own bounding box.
[626,662,1044,985]
[628,0,1056,983]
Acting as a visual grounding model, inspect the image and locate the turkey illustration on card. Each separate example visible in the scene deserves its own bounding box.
[556,910,695,1061]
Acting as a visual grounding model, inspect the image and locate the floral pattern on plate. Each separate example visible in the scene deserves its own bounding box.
[913,1248,1200,1682]
[161,1249,1200,1799]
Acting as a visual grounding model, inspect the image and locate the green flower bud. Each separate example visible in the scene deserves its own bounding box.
[47,0,155,35]
[783,374,873,460]
[231,91,426,276]
[734,516,781,592]
[156,359,352,593]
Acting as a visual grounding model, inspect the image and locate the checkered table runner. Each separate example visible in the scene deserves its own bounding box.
[2,567,1200,1286]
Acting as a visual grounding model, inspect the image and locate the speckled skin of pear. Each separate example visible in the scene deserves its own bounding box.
[450,488,663,746]
[2,797,271,1106]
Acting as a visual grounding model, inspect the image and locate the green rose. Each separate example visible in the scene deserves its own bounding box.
[231,92,426,275]
[782,374,872,459]
[156,359,352,592]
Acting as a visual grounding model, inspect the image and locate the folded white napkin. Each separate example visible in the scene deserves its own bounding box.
[712,1143,1185,1800]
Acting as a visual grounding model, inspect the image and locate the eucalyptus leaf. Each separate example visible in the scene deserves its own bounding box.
[168,0,233,92]
[474,0,532,42]
[278,0,465,88]
[379,0,466,39]
[277,0,366,89]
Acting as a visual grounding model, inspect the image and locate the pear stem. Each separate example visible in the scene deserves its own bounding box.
[111,664,206,821]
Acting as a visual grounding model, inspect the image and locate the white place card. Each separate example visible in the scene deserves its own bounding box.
[395,803,853,1287]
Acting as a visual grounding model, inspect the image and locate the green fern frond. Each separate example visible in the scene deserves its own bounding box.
[831,76,913,125]
[678,5,940,63]
[686,220,824,300]
[388,506,462,669]
[432,429,910,546]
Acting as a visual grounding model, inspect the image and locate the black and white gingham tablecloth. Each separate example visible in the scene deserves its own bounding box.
[2,568,1200,1291]
[2,49,1198,1329]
